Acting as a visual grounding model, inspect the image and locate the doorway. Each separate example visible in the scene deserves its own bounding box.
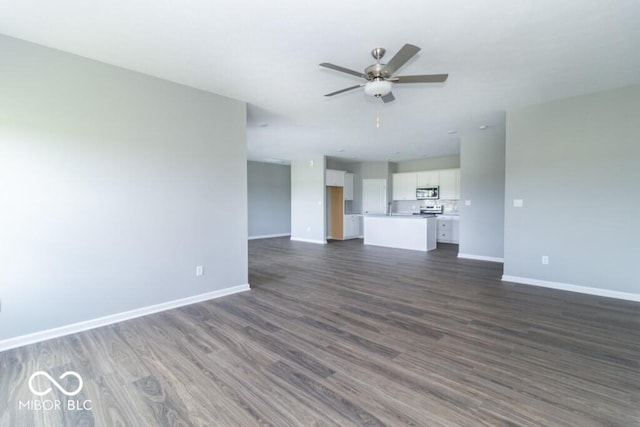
[327,186,344,239]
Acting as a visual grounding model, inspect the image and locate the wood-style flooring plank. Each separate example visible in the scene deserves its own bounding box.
[1,238,639,426]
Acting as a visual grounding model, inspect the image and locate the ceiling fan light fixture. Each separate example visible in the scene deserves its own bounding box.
[364,80,392,97]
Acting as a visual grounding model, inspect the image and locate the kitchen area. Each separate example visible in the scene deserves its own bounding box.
[325,160,460,252]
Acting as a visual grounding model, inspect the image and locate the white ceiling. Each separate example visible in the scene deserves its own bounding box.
[1,0,639,163]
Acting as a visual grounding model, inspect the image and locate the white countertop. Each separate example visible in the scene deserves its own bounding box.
[437,214,460,220]
[365,214,435,219]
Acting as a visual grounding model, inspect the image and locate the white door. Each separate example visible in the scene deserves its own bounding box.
[362,179,387,214]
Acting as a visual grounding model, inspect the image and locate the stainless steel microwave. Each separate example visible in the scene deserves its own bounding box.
[416,186,439,200]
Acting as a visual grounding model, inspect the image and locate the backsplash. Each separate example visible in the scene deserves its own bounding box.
[393,199,460,215]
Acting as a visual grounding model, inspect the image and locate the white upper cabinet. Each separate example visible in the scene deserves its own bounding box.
[326,169,345,187]
[439,169,460,200]
[392,172,418,200]
[416,171,439,187]
[344,173,354,200]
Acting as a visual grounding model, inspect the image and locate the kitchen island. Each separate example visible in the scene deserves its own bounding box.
[363,215,437,252]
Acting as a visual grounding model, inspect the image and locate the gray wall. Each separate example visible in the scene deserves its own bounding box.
[459,128,506,260]
[247,161,291,238]
[290,156,326,243]
[504,84,640,295]
[326,158,352,171]
[0,35,248,341]
[395,155,460,172]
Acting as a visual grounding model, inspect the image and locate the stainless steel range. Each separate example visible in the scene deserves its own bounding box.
[420,205,443,215]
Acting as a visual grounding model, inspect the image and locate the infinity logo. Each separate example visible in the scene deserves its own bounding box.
[28,371,84,397]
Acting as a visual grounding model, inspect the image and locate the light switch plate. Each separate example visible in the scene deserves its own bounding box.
[464,200,471,206]
[513,199,524,207]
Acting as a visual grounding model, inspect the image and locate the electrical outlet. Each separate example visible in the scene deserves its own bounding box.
[464,200,471,206]
[196,265,204,276]
[541,256,549,265]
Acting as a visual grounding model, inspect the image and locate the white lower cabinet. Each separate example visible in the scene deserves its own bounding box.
[436,216,459,243]
[344,215,362,239]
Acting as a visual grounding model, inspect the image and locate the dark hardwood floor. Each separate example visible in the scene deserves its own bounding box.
[1,238,639,426]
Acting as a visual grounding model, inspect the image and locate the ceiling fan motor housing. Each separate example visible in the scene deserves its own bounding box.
[365,63,392,79]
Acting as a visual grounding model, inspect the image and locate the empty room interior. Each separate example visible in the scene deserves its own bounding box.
[1,1,639,425]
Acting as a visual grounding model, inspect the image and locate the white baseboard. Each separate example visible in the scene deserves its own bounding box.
[501,275,640,302]
[0,284,250,353]
[248,233,291,240]
[290,237,327,244]
[458,253,504,263]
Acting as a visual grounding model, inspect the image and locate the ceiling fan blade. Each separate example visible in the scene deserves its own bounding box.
[324,84,363,97]
[392,74,449,83]
[320,63,367,79]
[382,44,421,77]
[381,92,395,103]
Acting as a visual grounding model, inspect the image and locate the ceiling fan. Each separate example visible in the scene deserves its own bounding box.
[320,44,448,103]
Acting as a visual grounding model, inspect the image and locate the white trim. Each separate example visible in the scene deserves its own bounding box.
[458,253,504,263]
[501,275,640,302]
[290,237,327,244]
[0,284,250,353]
[248,233,291,240]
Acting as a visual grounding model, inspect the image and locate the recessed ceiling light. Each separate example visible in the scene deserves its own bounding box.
[447,130,457,134]
[479,125,488,130]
